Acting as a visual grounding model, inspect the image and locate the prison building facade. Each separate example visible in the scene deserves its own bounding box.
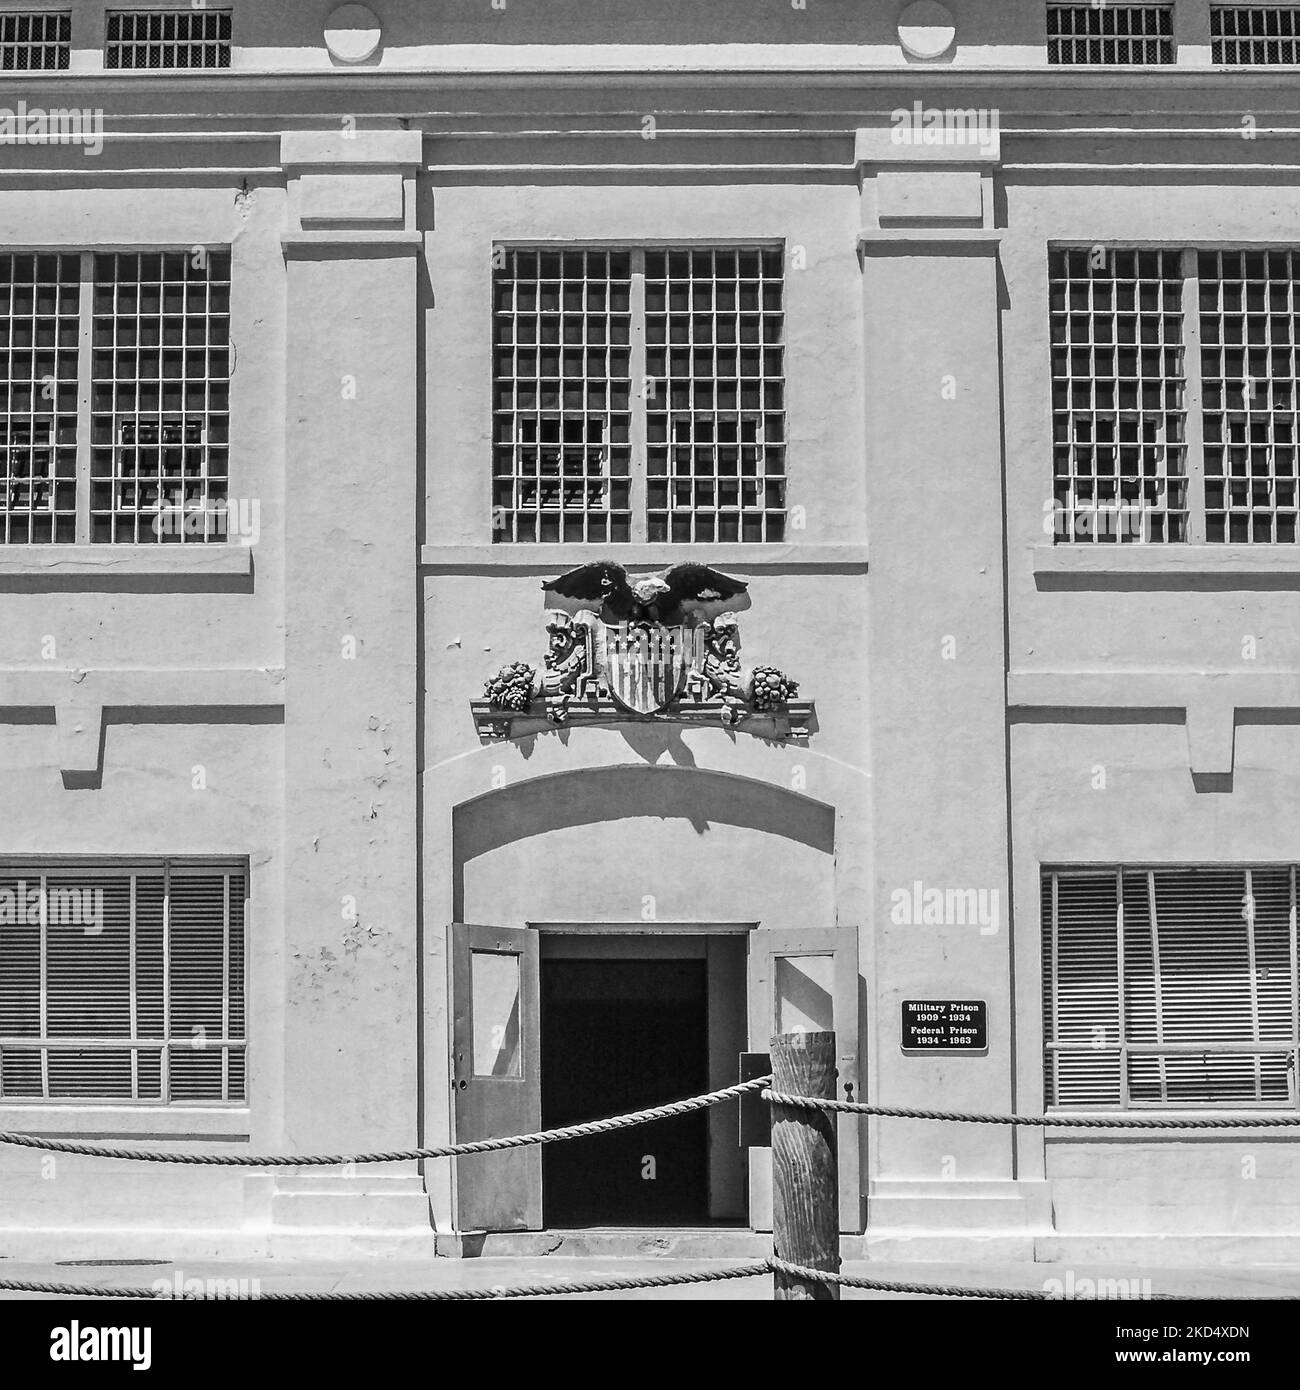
[0,0,1299,1261]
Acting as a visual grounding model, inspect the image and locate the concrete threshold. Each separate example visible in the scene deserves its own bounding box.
[435,1227,770,1259]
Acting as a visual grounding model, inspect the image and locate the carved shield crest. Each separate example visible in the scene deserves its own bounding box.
[600,622,703,715]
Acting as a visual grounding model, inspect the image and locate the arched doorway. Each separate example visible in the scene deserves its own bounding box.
[446,765,859,1233]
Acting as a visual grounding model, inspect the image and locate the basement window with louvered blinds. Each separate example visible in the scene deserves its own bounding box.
[0,863,246,1105]
[1043,867,1300,1109]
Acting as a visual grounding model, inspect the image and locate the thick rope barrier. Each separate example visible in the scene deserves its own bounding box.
[0,1265,772,1301]
[8,1258,1300,1300]
[764,1090,1300,1128]
[0,1077,768,1166]
[766,1258,1300,1301]
[5,1079,1299,1301]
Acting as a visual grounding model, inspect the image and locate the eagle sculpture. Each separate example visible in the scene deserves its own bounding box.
[542,561,751,626]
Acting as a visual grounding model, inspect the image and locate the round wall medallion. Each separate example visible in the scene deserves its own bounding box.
[324,4,382,64]
[897,1,956,59]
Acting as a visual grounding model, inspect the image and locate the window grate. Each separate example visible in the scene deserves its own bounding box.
[1043,866,1300,1110]
[105,9,231,69]
[0,11,70,70]
[1050,248,1187,543]
[644,249,786,544]
[492,249,632,544]
[0,254,80,543]
[90,251,231,543]
[1212,5,1300,62]
[0,863,246,1105]
[1199,251,1300,541]
[1047,3,1175,63]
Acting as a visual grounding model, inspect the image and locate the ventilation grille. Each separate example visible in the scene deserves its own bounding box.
[0,12,70,70]
[1047,3,1175,63]
[105,9,231,69]
[1212,6,1300,62]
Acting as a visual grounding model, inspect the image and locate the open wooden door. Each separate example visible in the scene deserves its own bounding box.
[450,923,541,1232]
[747,927,862,1234]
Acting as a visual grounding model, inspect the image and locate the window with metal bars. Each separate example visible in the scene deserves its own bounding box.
[1047,3,1175,63]
[105,8,230,69]
[1212,5,1300,62]
[0,863,247,1105]
[491,246,787,544]
[0,249,232,544]
[0,11,69,70]
[1051,247,1300,543]
[1042,866,1300,1110]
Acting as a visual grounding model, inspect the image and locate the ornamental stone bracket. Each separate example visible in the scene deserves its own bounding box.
[476,563,813,744]
[471,695,817,745]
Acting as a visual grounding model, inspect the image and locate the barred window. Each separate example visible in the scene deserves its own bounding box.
[1050,247,1300,543]
[1212,5,1300,62]
[1199,251,1300,541]
[0,254,81,543]
[0,11,70,71]
[0,248,232,544]
[492,246,787,544]
[0,863,247,1105]
[1050,249,1187,543]
[645,249,786,544]
[1047,3,1175,63]
[492,250,632,544]
[1043,867,1299,1110]
[92,252,231,543]
[105,8,231,69]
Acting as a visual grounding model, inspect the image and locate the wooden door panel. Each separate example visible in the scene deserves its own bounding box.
[450,923,541,1231]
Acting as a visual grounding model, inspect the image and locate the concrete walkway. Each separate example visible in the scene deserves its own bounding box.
[2,1256,1300,1299]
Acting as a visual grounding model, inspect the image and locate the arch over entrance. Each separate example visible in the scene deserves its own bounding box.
[452,763,835,923]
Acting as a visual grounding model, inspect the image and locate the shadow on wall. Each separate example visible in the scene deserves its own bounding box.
[452,764,835,918]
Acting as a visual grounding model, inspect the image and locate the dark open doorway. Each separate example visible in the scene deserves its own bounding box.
[541,957,709,1226]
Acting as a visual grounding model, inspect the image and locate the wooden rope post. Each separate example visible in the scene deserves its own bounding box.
[770,1030,840,1301]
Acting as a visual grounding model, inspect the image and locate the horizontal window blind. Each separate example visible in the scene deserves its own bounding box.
[1043,866,1299,1109]
[0,862,246,1104]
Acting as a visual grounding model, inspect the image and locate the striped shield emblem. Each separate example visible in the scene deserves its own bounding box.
[602,622,702,715]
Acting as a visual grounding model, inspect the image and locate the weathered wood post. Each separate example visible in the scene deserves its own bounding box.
[770,1030,840,1301]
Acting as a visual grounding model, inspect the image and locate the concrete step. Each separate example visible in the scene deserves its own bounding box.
[269,1192,433,1232]
[851,1231,1039,1262]
[1038,1233,1300,1266]
[867,1198,1044,1231]
[866,1180,1052,1233]
[436,1227,769,1259]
